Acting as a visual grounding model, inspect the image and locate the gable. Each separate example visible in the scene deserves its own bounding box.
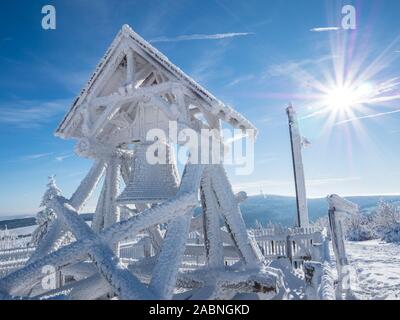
[55,25,256,145]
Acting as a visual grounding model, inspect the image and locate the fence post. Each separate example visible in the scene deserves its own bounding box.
[286,235,293,263]
[304,261,322,300]
[327,195,358,300]
[310,230,330,263]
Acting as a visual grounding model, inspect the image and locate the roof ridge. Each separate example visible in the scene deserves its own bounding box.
[56,24,257,138]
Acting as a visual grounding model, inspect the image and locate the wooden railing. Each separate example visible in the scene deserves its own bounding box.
[115,226,325,269]
[0,226,326,278]
[0,246,35,278]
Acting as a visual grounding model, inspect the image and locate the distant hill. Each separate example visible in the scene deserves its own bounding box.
[0,217,36,230]
[0,213,93,231]
[1,195,399,231]
[240,194,400,227]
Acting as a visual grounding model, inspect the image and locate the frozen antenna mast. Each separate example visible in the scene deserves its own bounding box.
[286,104,309,227]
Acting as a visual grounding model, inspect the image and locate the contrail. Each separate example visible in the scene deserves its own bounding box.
[335,109,400,125]
[310,27,340,32]
[149,32,254,43]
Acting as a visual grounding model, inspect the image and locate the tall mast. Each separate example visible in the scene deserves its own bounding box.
[286,104,309,227]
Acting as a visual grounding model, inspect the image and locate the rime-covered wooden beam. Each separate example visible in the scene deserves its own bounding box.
[89,81,181,108]
[149,164,205,299]
[92,180,107,232]
[200,168,224,269]
[210,165,264,268]
[37,273,109,300]
[2,187,199,296]
[51,195,155,299]
[103,156,121,229]
[0,240,89,296]
[69,159,106,211]
[103,192,199,245]
[175,268,279,300]
[27,219,65,263]
[135,203,164,254]
[31,160,106,262]
[125,48,136,85]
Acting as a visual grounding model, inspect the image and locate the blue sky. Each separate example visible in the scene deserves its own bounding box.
[1,0,400,216]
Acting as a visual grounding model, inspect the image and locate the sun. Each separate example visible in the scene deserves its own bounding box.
[322,82,374,111]
[325,86,356,110]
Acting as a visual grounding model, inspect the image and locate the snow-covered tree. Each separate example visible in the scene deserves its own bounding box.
[30,176,61,246]
[344,213,377,241]
[372,201,400,231]
[372,201,400,243]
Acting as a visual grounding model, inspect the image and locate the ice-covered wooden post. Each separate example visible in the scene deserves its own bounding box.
[327,194,357,299]
[304,232,334,300]
[286,105,309,227]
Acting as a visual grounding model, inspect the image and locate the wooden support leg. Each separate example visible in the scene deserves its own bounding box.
[210,165,263,268]
[135,203,163,254]
[92,181,107,233]
[149,164,205,299]
[103,156,121,229]
[28,220,64,263]
[69,160,106,211]
[149,211,193,299]
[200,168,224,269]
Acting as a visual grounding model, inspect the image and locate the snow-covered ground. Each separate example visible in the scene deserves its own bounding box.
[346,240,400,300]
[2,224,400,300]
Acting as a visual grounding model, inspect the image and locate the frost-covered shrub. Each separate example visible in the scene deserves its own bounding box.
[344,214,377,241]
[371,201,400,243]
[381,223,400,243]
[312,217,330,237]
[313,217,329,230]
[372,201,400,232]
[312,201,400,243]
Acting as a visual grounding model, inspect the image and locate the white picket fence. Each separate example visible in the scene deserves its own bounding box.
[117,226,324,268]
[0,246,36,278]
[0,229,31,250]
[253,226,322,268]
[0,226,325,278]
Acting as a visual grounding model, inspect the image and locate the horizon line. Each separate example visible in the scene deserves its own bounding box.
[2,193,400,218]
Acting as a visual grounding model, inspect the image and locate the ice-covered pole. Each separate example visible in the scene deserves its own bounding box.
[286,104,309,227]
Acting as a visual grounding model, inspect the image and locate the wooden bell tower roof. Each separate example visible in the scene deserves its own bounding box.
[55,24,256,145]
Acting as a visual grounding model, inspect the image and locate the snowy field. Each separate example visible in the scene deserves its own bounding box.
[346,240,400,300]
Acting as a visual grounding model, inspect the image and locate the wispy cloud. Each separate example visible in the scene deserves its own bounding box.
[335,109,400,126]
[188,41,232,85]
[55,154,73,162]
[0,99,69,128]
[150,32,254,43]
[226,74,255,87]
[264,55,335,79]
[310,27,341,32]
[21,153,54,161]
